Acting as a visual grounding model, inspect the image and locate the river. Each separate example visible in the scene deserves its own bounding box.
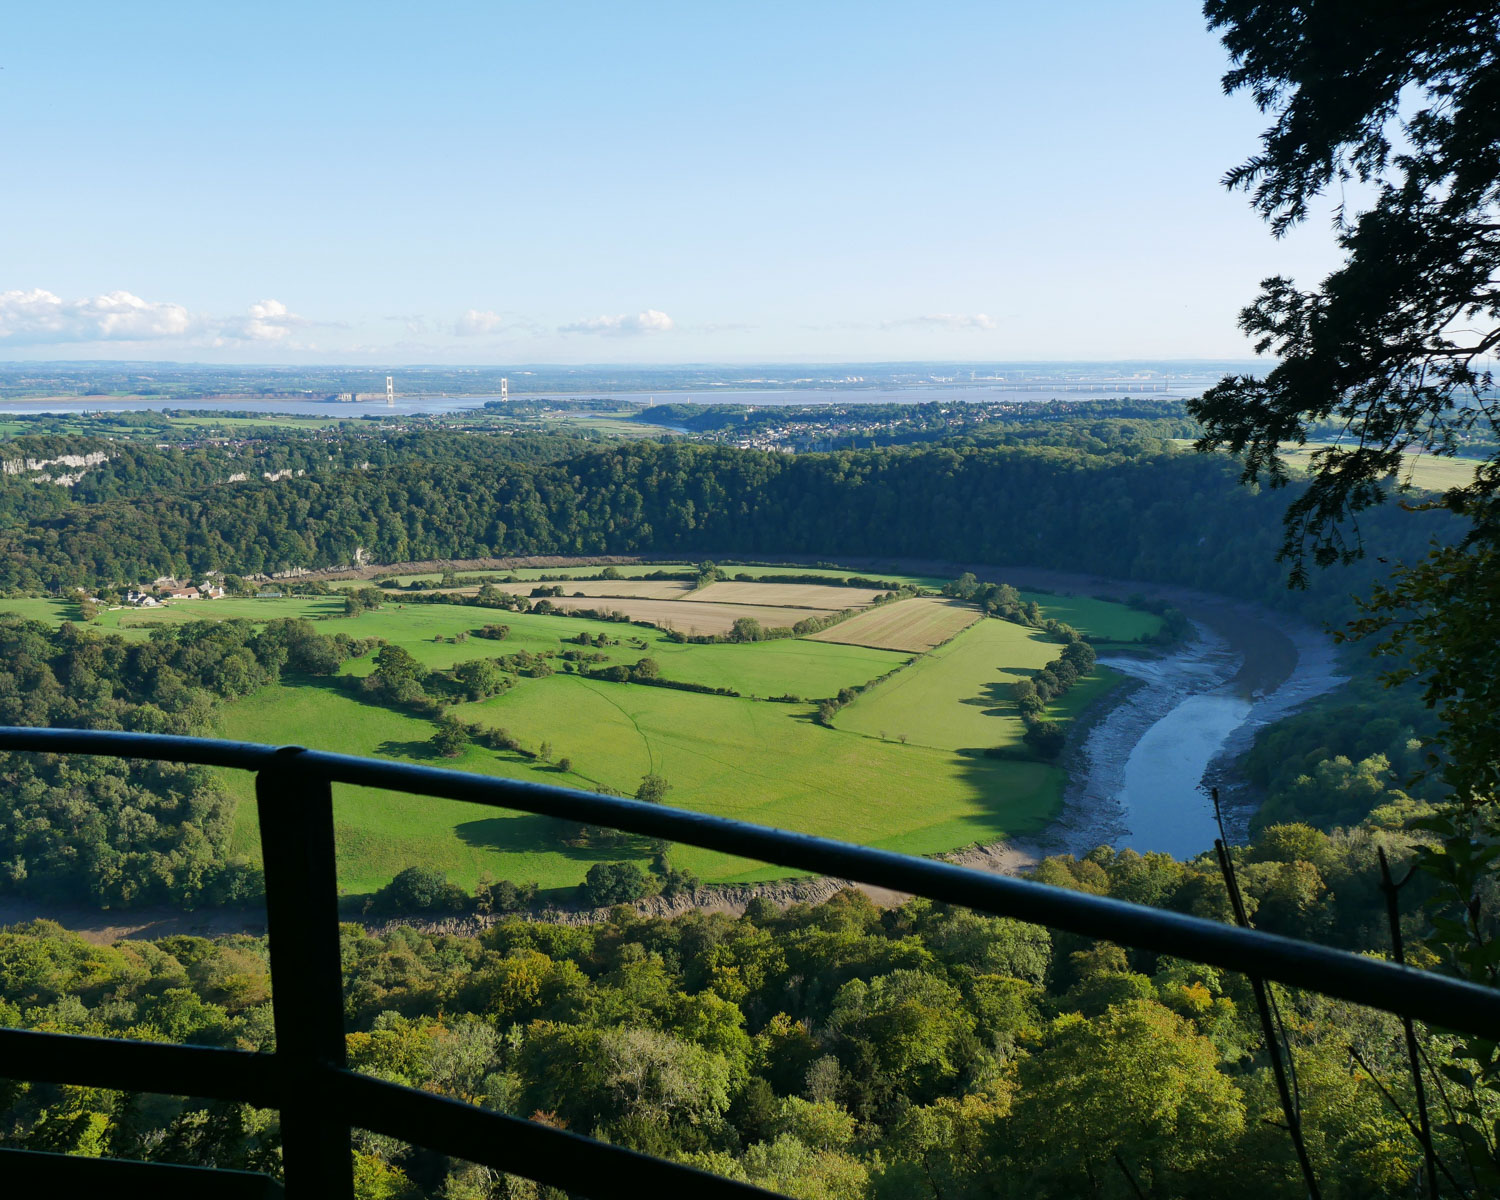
[1075,618,1344,859]
[954,565,1347,861]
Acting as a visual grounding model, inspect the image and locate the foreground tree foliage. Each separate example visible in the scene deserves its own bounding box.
[0,829,1476,1198]
[1196,5,1500,1187]
[1195,0,1500,794]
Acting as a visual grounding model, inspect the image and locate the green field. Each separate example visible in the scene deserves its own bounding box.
[106,596,345,626]
[325,604,908,697]
[1176,437,1483,496]
[1018,591,1163,644]
[220,674,1060,896]
[0,597,82,624]
[1283,444,1482,493]
[834,618,1118,751]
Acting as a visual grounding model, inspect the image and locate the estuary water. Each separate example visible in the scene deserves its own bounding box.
[0,384,1205,417]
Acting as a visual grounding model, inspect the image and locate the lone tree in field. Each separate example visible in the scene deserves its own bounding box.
[635,773,671,804]
[1193,2,1500,806]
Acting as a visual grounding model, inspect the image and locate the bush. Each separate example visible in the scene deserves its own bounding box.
[636,773,672,803]
[1023,721,1067,760]
[475,877,539,914]
[581,861,657,907]
[430,715,471,757]
[370,866,469,913]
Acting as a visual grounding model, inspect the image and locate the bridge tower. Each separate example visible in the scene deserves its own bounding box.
[500,377,508,402]
[386,376,394,406]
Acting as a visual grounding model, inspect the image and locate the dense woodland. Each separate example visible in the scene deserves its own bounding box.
[0,823,1465,1199]
[0,421,1451,628]
[0,616,376,907]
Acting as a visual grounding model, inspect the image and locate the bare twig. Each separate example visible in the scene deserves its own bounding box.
[1350,1043,1469,1197]
[1379,844,1442,1199]
[1215,837,1321,1198]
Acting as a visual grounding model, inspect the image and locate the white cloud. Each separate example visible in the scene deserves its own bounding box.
[455,309,510,336]
[0,289,318,347]
[883,313,997,331]
[0,288,192,343]
[216,298,309,343]
[559,309,675,336]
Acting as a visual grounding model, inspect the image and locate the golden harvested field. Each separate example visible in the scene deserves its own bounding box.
[547,596,839,635]
[549,579,695,600]
[694,581,884,609]
[806,596,982,652]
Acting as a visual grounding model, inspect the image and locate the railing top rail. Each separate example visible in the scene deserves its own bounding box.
[1,724,1495,1037]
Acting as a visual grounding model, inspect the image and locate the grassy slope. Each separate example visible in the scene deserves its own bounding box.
[222,675,1059,895]
[1176,437,1482,496]
[836,619,1062,750]
[0,597,81,624]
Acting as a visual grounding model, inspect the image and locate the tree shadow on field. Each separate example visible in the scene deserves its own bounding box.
[948,745,1059,844]
[455,812,654,863]
[375,737,443,761]
[958,680,1015,717]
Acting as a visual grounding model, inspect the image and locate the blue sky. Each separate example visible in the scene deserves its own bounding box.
[0,2,1347,364]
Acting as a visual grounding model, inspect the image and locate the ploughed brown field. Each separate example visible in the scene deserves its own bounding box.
[805,596,982,652]
[546,596,841,635]
[550,579,696,600]
[692,582,885,609]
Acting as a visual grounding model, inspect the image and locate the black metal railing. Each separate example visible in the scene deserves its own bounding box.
[0,725,1495,1198]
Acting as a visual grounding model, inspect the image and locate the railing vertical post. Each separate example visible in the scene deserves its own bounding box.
[257,751,354,1200]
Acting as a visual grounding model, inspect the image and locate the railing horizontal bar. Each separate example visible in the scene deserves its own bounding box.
[333,1069,783,1199]
[2,727,1497,1038]
[0,1147,284,1197]
[0,1028,281,1107]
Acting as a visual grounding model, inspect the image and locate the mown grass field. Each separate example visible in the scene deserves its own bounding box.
[692,581,885,609]
[835,618,1068,750]
[1176,437,1483,497]
[1017,592,1164,644]
[221,673,1060,895]
[533,579,695,600]
[807,595,982,652]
